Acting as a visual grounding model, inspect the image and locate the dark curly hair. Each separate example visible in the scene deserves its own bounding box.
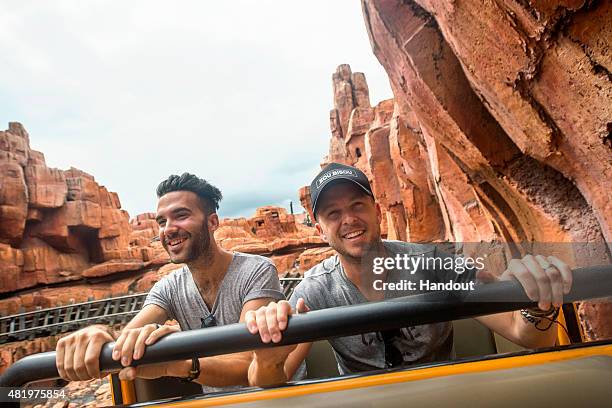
[156,173,222,215]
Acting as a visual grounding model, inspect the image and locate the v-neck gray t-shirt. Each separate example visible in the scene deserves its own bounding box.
[142,252,284,393]
[144,252,284,329]
[289,240,477,376]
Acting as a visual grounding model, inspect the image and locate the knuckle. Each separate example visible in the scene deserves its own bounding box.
[72,363,81,372]
[92,331,107,342]
[513,266,528,277]
[509,259,525,272]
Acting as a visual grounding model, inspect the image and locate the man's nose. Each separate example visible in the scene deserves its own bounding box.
[341,211,359,226]
[162,219,178,235]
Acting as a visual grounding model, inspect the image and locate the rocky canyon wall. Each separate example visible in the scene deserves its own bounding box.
[299,0,611,340]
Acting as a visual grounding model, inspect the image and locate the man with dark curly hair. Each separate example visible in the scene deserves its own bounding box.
[56,173,284,393]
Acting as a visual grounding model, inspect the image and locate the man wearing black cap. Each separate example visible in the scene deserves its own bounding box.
[245,163,572,386]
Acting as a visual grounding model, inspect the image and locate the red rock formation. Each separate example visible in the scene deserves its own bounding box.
[215,206,326,256]
[296,4,611,341]
[0,123,158,309]
[302,0,610,339]
[0,161,28,245]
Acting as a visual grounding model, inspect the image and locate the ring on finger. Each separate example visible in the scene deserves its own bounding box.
[544,265,558,275]
[538,259,552,270]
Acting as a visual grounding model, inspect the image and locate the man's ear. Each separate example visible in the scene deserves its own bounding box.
[315,222,328,243]
[375,202,382,225]
[207,213,220,232]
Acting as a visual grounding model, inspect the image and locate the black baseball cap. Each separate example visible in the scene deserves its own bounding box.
[310,162,374,219]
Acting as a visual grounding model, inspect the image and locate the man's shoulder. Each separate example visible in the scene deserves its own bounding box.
[290,255,339,306]
[232,251,275,268]
[149,265,190,293]
[298,255,340,291]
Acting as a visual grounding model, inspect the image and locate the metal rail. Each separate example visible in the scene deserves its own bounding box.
[1,264,610,388]
[0,294,147,343]
[0,276,303,343]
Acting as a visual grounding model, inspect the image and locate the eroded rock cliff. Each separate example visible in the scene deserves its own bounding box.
[299,0,611,340]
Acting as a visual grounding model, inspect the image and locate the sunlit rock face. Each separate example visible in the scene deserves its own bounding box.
[0,123,146,302]
[303,0,611,340]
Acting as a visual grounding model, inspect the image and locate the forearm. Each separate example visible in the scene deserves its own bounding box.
[167,352,252,387]
[248,354,288,387]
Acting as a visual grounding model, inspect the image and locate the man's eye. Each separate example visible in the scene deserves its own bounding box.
[327,211,339,219]
[157,220,166,227]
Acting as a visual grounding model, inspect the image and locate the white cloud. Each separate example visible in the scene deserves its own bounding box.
[0,0,392,218]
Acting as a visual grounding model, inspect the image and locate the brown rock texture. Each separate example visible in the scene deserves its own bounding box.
[215,206,326,256]
[304,0,610,340]
[0,123,162,310]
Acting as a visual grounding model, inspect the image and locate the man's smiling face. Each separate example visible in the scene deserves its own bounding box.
[155,190,211,264]
[315,181,381,261]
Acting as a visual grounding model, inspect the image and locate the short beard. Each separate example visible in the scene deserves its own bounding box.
[186,217,212,262]
[334,236,385,266]
[169,217,213,264]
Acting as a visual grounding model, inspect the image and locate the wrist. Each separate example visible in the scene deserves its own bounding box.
[179,358,200,382]
[250,354,288,387]
[167,359,193,378]
[524,305,559,318]
[253,353,285,370]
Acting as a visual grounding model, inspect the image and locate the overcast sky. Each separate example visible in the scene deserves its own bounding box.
[0,1,393,219]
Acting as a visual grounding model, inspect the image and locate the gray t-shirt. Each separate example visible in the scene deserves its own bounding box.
[290,241,476,376]
[143,251,284,392]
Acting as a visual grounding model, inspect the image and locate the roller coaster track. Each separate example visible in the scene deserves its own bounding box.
[0,276,303,344]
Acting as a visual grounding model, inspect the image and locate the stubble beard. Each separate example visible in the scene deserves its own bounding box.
[333,233,385,271]
[169,219,213,264]
[188,222,212,263]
